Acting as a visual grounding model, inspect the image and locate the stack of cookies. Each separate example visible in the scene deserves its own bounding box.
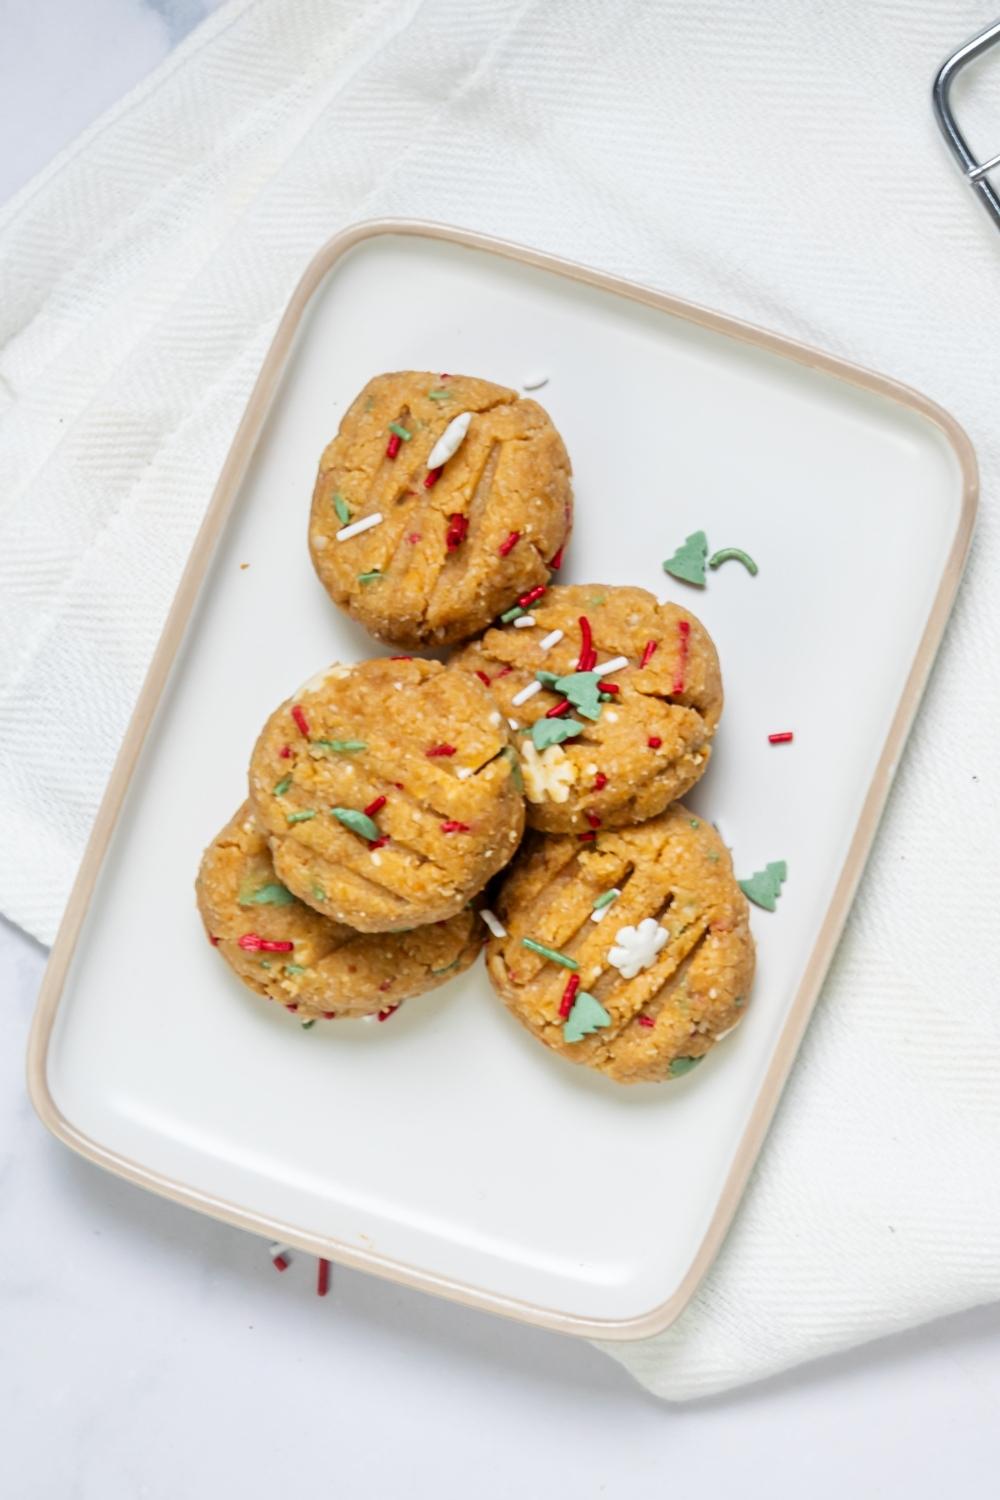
[197,372,755,1085]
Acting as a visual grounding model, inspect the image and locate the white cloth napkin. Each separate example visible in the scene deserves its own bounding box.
[3,0,999,1400]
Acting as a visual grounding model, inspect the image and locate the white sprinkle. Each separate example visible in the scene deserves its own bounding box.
[590,905,610,924]
[370,851,382,866]
[427,410,472,469]
[456,766,472,780]
[336,511,383,542]
[507,718,520,731]
[585,762,598,775]
[595,655,629,676]
[709,988,718,999]
[604,710,619,723]
[513,615,536,628]
[715,1023,739,1042]
[488,709,502,727]
[521,372,549,390]
[539,628,563,651]
[480,908,507,939]
[270,1243,291,1260]
[511,680,542,707]
[361,1014,379,1025]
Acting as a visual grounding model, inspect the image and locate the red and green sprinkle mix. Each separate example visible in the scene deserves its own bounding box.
[312,738,368,753]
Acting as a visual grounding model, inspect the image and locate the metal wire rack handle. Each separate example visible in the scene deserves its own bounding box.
[933,18,1000,230]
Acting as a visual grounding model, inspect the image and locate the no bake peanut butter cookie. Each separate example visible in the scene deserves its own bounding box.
[196,805,483,1020]
[453,583,722,834]
[248,657,524,932]
[309,372,571,647]
[485,806,754,1084]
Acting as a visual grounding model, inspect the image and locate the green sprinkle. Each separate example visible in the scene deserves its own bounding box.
[709,546,758,576]
[238,882,294,907]
[530,717,584,751]
[388,421,412,440]
[284,963,307,976]
[662,531,709,586]
[501,604,526,623]
[592,888,620,911]
[599,692,614,702]
[427,388,452,401]
[272,775,292,796]
[668,1056,703,1078]
[357,570,382,585]
[301,1019,316,1030]
[312,885,327,902]
[588,594,606,607]
[534,670,560,687]
[501,745,524,791]
[563,990,611,1043]
[707,851,720,863]
[553,671,603,720]
[364,396,375,411]
[430,958,462,975]
[521,936,578,970]
[259,960,272,970]
[286,810,316,824]
[331,807,380,841]
[739,860,787,912]
[333,492,351,525]
[734,995,745,1008]
[689,818,700,828]
[312,739,368,753]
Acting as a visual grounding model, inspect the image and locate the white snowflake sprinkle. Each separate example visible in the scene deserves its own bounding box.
[520,741,577,804]
[607,918,669,979]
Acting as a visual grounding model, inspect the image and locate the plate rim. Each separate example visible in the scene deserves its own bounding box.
[25,217,979,1341]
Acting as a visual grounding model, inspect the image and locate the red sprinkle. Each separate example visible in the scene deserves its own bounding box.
[390,655,412,660]
[209,934,220,947]
[474,669,491,687]
[592,771,608,791]
[393,782,405,790]
[647,736,662,749]
[545,699,571,718]
[577,831,597,842]
[637,1015,656,1029]
[446,512,468,550]
[440,820,470,834]
[559,973,580,1019]
[363,795,386,817]
[322,1011,336,1019]
[498,530,521,557]
[407,532,421,544]
[291,705,310,738]
[238,934,294,953]
[279,744,293,759]
[519,584,547,608]
[672,619,691,695]
[639,639,658,669]
[549,544,565,571]
[576,616,596,672]
[316,1258,330,1297]
[285,1003,299,1013]
[378,1004,400,1022]
[598,681,619,694]
[272,1254,290,1272]
[379,979,392,993]
[426,743,457,757]
[386,433,401,459]
[368,836,389,851]
[585,811,602,829]
[493,665,513,679]
[768,731,794,744]
[424,466,443,489]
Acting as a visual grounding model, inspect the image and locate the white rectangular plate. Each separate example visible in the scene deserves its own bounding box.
[29,223,976,1339]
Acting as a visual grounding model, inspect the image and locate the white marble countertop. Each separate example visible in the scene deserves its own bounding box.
[3,4,1000,1496]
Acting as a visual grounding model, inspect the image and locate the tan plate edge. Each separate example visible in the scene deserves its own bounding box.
[26,218,979,1343]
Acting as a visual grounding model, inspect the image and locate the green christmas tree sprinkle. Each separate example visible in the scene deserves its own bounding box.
[662,530,709,586]
[553,671,603,720]
[530,717,584,751]
[738,861,787,911]
[668,1055,703,1078]
[563,991,611,1043]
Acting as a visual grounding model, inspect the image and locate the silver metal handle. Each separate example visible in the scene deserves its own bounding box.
[933,18,1000,230]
